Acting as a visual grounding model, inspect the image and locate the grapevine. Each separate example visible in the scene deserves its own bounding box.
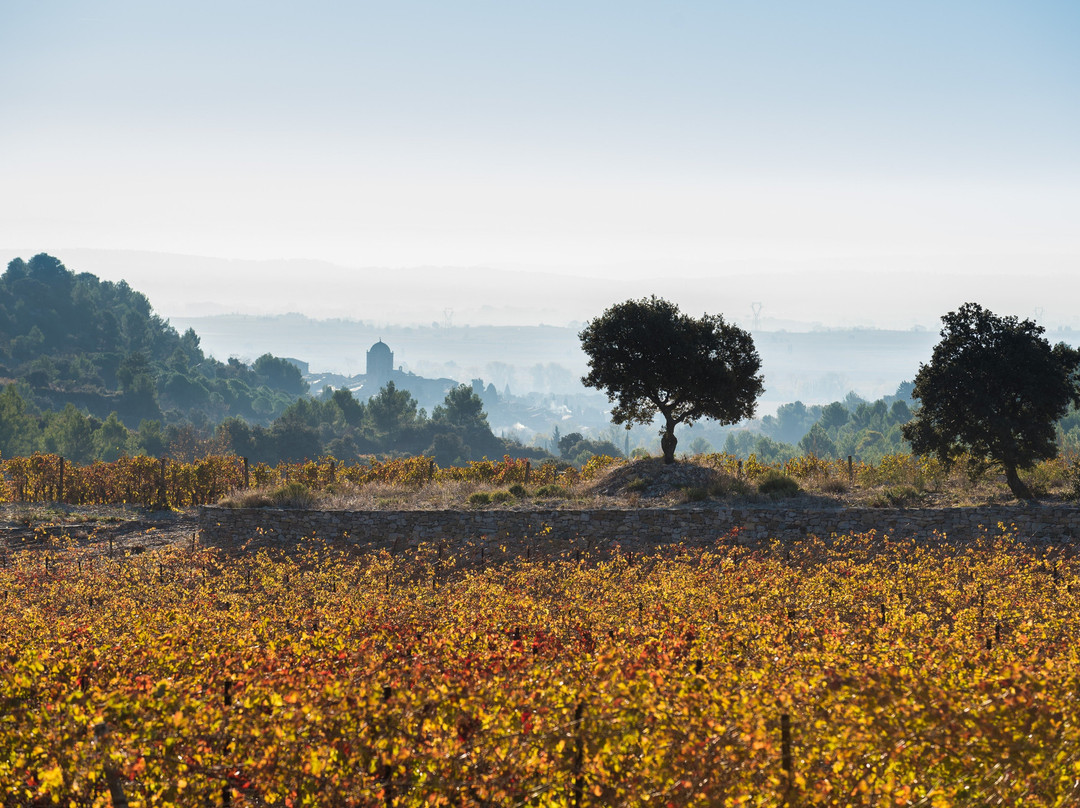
[3,528,1080,805]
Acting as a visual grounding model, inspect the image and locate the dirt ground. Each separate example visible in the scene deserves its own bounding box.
[0,503,198,555]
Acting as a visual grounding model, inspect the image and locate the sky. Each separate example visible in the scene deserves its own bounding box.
[2,1,1079,320]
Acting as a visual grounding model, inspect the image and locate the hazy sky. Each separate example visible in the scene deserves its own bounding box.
[3,1,1079,276]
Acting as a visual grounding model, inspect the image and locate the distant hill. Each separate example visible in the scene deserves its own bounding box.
[0,254,306,427]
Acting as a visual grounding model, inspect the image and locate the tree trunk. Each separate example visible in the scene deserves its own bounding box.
[1004,463,1034,500]
[660,419,678,464]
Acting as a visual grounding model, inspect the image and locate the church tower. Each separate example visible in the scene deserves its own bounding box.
[366,340,394,385]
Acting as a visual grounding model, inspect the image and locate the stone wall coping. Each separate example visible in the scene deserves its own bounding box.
[198,503,1079,518]
[196,503,1080,553]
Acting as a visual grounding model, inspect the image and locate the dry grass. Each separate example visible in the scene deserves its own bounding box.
[305,479,607,510]
[207,454,1080,511]
[0,502,138,526]
[781,461,1077,508]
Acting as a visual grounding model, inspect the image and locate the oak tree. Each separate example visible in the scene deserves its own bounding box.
[902,303,1080,499]
[580,296,763,464]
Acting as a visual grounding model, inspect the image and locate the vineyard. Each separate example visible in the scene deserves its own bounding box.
[0,454,584,508]
[2,451,1077,508]
[4,527,1080,806]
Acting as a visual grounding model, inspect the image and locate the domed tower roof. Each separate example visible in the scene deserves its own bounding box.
[366,339,394,381]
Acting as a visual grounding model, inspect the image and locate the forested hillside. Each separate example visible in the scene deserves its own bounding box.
[0,254,306,428]
[0,254,552,465]
[0,254,312,462]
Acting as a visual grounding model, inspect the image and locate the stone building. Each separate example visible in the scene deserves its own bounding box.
[365,340,393,385]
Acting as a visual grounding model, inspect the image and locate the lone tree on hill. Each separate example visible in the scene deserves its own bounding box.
[902,302,1080,499]
[579,296,764,464]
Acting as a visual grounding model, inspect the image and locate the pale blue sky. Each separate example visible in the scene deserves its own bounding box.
[2,1,1078,276]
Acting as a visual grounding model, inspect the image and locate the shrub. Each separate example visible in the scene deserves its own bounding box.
[270,482,317,509]
[508,483,528,499]
[708,473,752,499]
[869,485,923,508]
[757,472,800,498]
[490,490,514,504]
[820,479,848,494]
[1021,458,1068,498]
[534,484,569,499]
[217,489,274,509]
[626,477,647,492]
[681,486,709,503]
[467,492,492,507]
[1066,459,1080,502]
[581,454,623,480]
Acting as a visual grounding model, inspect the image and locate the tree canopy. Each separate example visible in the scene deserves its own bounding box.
[432,384,489,432]
[0,254,306,427]
[902,303,1080,499]
[579,296,763,464]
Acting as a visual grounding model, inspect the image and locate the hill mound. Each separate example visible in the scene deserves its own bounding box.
[587,458,725,499]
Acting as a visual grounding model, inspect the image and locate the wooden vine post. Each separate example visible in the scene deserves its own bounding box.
[780,712,793,799]
[570,700,586,808]
[223,678,233,806]
[95,722,130,808]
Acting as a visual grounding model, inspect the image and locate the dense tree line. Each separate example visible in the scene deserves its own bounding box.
[214,382,553,465]
[0,254,305,428]
[0,382,211,463]
[0,380,552,466]
[550,428,625,466]
[724,383,918,464]
[726,383,1080,468]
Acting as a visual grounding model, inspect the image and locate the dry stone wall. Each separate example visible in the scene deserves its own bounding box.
[197,504,1080,554]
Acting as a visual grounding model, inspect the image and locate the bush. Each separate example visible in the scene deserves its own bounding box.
[467,492,492,507]
[626,477,647,492]
[534,484,569,499]
[1066,459,1080,502]
[217,489,274,509]
[681,486,709,503]
[508,483,528,499]
[870,485,923,508]
[1021,458,1068,498]
[216,485,312,509]
[270,482,317,509]
[581,454,623,480]
[757,472,800,498]
[490,490,514,504]
[706,473,752,499]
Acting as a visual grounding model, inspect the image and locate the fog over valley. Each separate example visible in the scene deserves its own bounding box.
[8,246,1074,420]
[32,248,1078,331]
